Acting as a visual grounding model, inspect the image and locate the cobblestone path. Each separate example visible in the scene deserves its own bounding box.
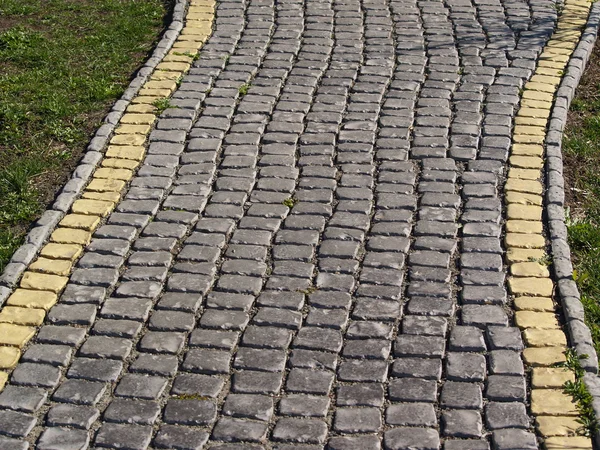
[0,0,596,448]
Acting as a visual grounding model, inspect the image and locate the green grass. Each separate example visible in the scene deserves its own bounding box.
[557,348,599,436]
[0,0,169,270]
[563,75,600,362]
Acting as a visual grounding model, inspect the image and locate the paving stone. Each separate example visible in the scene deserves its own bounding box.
[0,386,47,412]
[47,404,99,429]
[95,423,153,449]
[211,417,269,442]
[386,403,437,427]
[334,407,382,433]
[384,427,440,450]
[279,394,330,417]
[115,374,168,400]
[68,358,123,382]
[104,399,160,425]
[37,427,90,450]
[272,418,328,444]
[440,381,483,409]
[163,399,217,426]
[491,429,538,450]
[442,410,483,438]
[52,379,106,405]
[154,425,209,449]
[0,409,36,437]
[11,363,61,388]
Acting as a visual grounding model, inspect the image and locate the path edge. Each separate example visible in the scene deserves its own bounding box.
[0,0,189,304]
[544,1,600,445]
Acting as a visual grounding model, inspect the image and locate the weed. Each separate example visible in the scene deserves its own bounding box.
[153,98,173,114]
[172,393,212,400]
[527,254,552,266]
[282,197,298,208]
[556,349,599,437]
[238,83,250,96]
[221,54,230,63]
[298,286,317,295]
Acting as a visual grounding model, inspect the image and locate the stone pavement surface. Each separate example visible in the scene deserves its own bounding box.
[0,0,596,447]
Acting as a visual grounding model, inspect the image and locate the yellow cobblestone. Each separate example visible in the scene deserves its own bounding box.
[105,146,145,160]
[538,60,567,70]
[513,125,547,136]
[529,74,562,86]
[82,191,122,203]
[137,87,174,97]
[532,367,574,388]
[101,158,139,170]
[145,80,178,91]
[40,243,82,261]
[509,276,554,296]
[511,261,549,277]
[50,228,92,245]
[86,178,127,193]
[163,53,194,63]
[505,232,546,249]
[156,62,191,72]
[72,199,115,217]
[536,416,581,437]
[93,168,134,181]
[0,306,45,326]
[506,220,543,234]
[0,347,20,369]
[521,98,553,109]
[30,257,73,276]
[114,124,152,135]
[151,70,181,80]
[509,155,544,169]
[119,113,156,125]
[511,143,544,157]
[522,89,555,102]
[506,204,542,221]
[6,289,58,311]
[544,436,592,449]
[0,324,36,348]
[514,311,559,329]
[126,103,156,114]
[508,168,540,180]
[505,178,543,194]
[513,133,545,145]
[21,272,68,293]
[523,347,567,366]
[505,191,542,206]
[110,134,146,146]
[514,116,548,127]
[506,247,546,263]
[531,390,577,416]
[535,67,564,77]
[524,329,567,347]
[514,296,555,312]
[517,108,550,120]
[0,372,7,390]
[131,95,163,104]
[59,214,100,230]
[524,81,556,93]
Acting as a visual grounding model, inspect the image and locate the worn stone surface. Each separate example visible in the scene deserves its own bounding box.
[0,0,592,447]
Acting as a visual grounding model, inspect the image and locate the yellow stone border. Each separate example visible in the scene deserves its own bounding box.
[506,0,593,448]
[0,0,215,388]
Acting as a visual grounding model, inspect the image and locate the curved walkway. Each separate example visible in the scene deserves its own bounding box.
[0,0,596,448]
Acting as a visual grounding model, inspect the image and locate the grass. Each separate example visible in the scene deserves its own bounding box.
[0,0,170,271]
[557,348,599,437]
[563,40,600,364]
